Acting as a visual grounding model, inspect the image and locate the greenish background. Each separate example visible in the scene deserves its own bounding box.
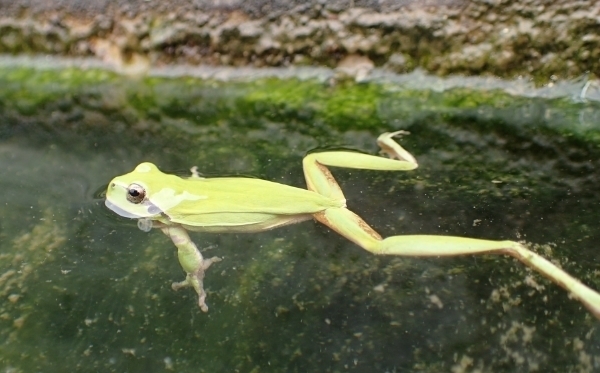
[0,67,599,372]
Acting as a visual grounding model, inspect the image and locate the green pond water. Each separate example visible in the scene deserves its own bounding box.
[1,66,600,372]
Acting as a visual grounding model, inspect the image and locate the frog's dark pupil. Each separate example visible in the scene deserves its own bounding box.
[129,189,140,197]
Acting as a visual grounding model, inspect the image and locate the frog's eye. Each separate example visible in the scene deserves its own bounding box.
[126,183,146,204]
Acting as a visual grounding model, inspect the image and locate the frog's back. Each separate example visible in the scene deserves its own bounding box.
[159,176,343,230]
[190,177,341,213]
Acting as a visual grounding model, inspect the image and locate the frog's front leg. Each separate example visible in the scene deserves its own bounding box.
[304,131,600,320]
[160,226,222,312]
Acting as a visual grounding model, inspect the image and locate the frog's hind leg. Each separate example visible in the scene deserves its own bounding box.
[315,206,600,320]
[305,132,600,319]
[302,131,418,201]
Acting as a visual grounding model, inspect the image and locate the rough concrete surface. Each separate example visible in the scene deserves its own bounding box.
[0,0,598,81]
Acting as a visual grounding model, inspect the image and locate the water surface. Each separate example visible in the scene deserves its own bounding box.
[1,66,599,372]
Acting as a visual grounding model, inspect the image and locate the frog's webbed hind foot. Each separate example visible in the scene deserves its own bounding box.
[171,256,222,312]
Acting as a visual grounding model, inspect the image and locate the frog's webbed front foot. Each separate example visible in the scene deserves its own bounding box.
[161,226,222,312]
[172,256,222,312]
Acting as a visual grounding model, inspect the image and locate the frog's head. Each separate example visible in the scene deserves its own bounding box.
[105,162,166,220]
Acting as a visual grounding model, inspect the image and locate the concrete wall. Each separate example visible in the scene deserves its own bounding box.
[0,0,598,81]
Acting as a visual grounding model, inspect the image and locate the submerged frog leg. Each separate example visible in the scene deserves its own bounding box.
[161,226,222,312]
[189,166,204,179]
[303,131,600,319]
[315,207,600,319]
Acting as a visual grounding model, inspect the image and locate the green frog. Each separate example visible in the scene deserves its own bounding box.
[105,132,600,318]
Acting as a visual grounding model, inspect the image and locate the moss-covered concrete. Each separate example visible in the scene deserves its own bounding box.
[0,0,598,82]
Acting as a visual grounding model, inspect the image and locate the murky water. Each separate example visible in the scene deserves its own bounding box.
[1,65,600,372]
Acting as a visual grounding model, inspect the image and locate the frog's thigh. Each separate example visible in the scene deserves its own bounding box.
[315,207,382,252]
[317,207,515,257]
